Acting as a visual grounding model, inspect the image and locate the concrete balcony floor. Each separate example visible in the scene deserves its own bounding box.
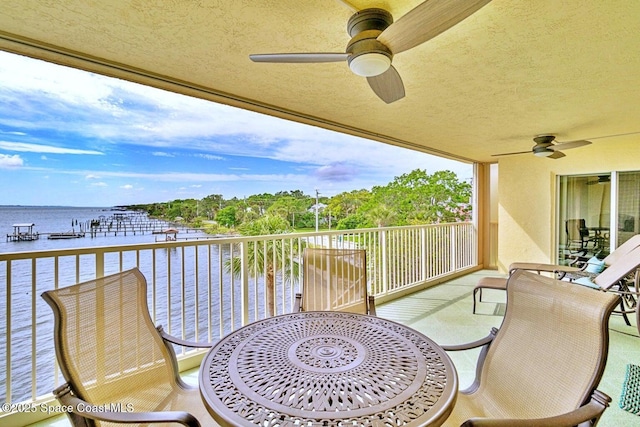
[30,270,639,427]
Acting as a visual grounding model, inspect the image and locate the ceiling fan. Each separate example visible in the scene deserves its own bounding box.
[492,135,593,160]
[249,0,492,104]
[587,175,611,185]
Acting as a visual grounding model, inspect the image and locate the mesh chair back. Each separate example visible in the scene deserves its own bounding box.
[42,268,179,425]
[474,269,618,419]
[301,248,369,313]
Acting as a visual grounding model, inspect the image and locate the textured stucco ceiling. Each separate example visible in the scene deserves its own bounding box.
[1,0,639,164]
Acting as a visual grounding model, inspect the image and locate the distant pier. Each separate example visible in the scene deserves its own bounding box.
[7,212,206,242]
[86,213,203,238]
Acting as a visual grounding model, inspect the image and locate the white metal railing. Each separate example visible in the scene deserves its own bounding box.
[0,222,476,420]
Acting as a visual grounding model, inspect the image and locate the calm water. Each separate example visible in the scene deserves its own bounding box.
[0,206,234,404]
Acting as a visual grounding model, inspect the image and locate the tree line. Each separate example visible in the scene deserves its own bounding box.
[126,169,472,234]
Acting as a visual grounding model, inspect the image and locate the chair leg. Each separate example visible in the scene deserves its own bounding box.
[473,287,481,314]
[620,300,632,326]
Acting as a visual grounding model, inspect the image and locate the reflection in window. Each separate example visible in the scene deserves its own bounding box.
[558,174,611,264]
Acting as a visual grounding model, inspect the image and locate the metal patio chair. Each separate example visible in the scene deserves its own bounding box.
[565,218,594,254]
[443,269,619,426]
[41,267,217,427]
[294,247,375,315]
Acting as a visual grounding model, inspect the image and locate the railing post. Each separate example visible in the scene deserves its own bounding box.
[450,225,457,272]
[421,227,427,282]
[95,251,105,278]
[5,261,12,404]
[240,240,250,326]
[380,229,388,294]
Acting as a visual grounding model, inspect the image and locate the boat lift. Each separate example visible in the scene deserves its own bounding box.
[7,223,40,242]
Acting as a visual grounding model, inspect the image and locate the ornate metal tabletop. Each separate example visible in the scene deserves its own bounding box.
[199,311,457,426]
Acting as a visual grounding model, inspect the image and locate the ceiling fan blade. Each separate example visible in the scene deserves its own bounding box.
[377,0,492,54]
[550,139,592,151]
[491,151,530,157]
[548,151,566,159]
[249,53,349,63]
[367,66,405,104]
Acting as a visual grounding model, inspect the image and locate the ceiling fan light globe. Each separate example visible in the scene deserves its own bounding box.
[349,53,391,77]
[533,147,554,157]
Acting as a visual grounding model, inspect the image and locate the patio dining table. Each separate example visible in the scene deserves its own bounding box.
[199,311,458,426]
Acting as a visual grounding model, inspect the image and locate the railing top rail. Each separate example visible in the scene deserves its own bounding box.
[0,222,473,261]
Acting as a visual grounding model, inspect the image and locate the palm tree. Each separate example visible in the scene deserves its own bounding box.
[225,215,304,316]
[367,204,396,227]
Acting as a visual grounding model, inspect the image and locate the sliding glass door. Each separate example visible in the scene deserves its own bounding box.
[617,171,640,246]
[557,171,640,264]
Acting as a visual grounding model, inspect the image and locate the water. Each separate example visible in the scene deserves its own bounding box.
[0,206,229,405]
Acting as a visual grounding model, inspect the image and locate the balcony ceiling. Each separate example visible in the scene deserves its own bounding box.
[0,0,639,163]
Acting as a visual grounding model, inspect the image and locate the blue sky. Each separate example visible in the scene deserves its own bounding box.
[0,50,472,207]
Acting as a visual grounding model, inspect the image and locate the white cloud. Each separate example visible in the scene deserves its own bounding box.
[0,53,119,110]
[120,184,134,190]
[195,153,224,161]
[0,141,103,155]
[0,154,23,168]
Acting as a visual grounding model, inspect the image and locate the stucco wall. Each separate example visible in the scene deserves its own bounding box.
[497,137,640,273]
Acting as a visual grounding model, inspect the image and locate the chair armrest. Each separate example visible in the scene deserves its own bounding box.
[442,328,498,393]
[157,325,212,348]
[461,389,610,427]
[54,383,200,427]
[441,328,497,352]
[293,292,302,312]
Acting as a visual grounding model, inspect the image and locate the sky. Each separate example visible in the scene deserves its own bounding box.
[0,50,472,207]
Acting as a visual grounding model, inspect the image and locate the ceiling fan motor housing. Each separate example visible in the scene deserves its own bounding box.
[347,8,393,37]
[346,9,394,76]
[533,134,556,146]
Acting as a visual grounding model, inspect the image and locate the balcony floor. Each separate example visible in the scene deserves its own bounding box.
[30,270,640,427]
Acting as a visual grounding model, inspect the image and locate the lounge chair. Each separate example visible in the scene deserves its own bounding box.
[509,233,640,277]
[41,268,218,427]
[473,235,640,315]
[442,269,619,426]
[473,248,640,327]
[294,247,375,315]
